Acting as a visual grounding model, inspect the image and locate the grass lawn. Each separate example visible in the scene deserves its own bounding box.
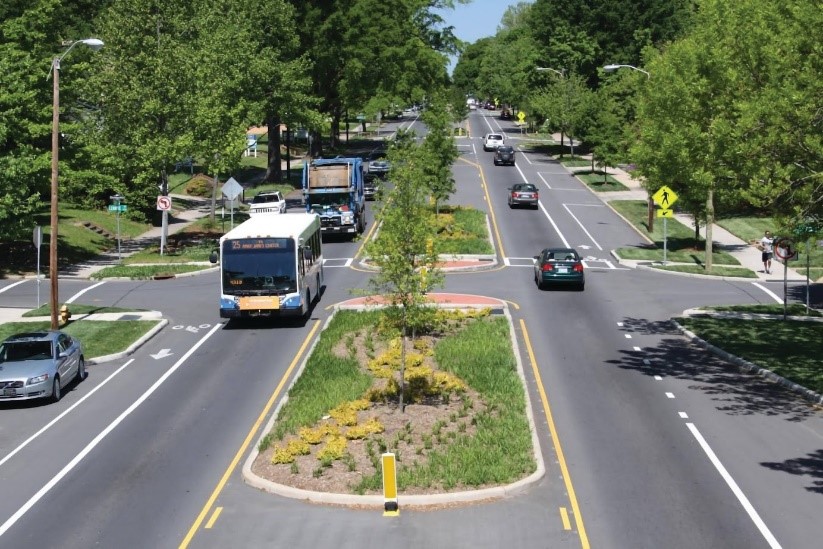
[575,171,629,192]
[653,264,757,278]
[702,304,822,317]
[22,304,146,317]
[611,200,740,265]
[434,206,494,255]
[0,320,159,359]
[92,263,214,279]
[678,316,823,395]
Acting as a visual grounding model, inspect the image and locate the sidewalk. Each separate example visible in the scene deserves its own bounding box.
[562,151,808,282]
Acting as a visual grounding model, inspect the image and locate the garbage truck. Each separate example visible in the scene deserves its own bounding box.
[302,157,366,237]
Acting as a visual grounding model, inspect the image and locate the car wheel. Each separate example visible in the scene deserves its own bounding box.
[51,376,62,403]
[578,282,585,292]
[76,358,86,382]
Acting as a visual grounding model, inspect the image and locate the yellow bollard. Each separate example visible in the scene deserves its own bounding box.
[382,452,399,516]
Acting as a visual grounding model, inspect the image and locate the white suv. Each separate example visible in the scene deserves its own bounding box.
[483,133,505,151]
[249,190,287,215]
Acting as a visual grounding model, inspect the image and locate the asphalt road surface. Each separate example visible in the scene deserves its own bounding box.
[0,112,821,549]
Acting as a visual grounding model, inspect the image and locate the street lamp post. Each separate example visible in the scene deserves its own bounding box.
[49,38,103,330]
[603,64,650,79]
[535,67,575,157]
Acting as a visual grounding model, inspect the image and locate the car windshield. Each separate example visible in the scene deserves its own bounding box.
[369,151,387,161]
[252,193,280,204]
[498,147,513,153]
[545,250,578,261]
[0,341,53,362]
[488,135,502,140]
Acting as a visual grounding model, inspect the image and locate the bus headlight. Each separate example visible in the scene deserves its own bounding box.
[282,294,302,308]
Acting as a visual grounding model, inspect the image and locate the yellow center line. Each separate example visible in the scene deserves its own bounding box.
[178,320,323,548]
[458,156,506,259]
[520,319,590,548]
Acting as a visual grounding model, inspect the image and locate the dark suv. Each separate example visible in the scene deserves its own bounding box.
[494,146,515,166]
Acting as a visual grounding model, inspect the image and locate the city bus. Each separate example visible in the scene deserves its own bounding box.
[209,212,323,319]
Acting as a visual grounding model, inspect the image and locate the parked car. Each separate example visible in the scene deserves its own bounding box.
[249,190,287,214]
[500,108,512,120]
[483,133,505,151]
[363,178,380,200]
[0,330,85,402]
[494,145,516,166]
[508,183,539,209]
[367,149,390,178]
[533,248,585,291]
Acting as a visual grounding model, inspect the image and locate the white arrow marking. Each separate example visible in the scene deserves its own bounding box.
[150,349,173,360]
[578,244,592,250]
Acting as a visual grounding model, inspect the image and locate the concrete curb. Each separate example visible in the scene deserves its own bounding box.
[672,315,823,406]
[241,300,546,508]
[87,319,168,365]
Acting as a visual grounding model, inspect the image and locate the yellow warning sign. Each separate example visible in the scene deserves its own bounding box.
[657,208,674,218]
[517,111,526,122]
[652,186,678,208]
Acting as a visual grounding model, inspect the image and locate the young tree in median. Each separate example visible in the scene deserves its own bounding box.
[419,95,458,216]
[365,130,442,412]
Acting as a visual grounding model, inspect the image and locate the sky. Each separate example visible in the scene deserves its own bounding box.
[436,0,532,73]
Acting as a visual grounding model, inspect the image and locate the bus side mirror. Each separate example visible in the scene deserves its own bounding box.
[302,248,313,261]
[209,249,219,264]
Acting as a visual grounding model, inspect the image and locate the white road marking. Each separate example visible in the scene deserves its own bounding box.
[0,280,27,294]
[0,324,222,539]
[625,334,632,339]
[538,204,570,248]
[666,392,675,399]
[66,281,107,304]
[752,283,782,304]
[537,172,552,189]
[515,160,530,184]
[643,359,651,366]
[654,375,662,381]
[679,412,689,419]
[0,359,136,470]
[562,204,603,251]
[617,322,624,327]
[686,423,782,548]
[633,346,642,352]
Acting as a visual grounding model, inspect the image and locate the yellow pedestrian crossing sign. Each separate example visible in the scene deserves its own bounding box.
[652,186,677,208]
[657,208,674,218]
[517,111,526,122]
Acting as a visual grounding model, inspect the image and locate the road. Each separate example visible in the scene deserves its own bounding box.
[1,112,821,549]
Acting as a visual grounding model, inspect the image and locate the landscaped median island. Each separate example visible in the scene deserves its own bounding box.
[250,308,537,500]
[675,304,823,398]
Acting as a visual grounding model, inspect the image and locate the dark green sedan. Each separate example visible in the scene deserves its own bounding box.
[533,248,585,291]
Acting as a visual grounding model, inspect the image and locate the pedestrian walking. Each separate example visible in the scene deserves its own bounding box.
[759,231,774,273]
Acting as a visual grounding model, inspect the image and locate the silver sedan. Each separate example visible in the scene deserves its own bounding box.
[0,330,85,403]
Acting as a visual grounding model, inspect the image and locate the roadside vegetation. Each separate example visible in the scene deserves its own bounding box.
[255,309,535,494]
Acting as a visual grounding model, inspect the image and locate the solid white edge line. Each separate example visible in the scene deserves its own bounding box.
[65,280,107,304]
[537,172,552,189]
[752,283,783,304]
[0,359,136,469]
[539,204,570,248]
[0,280,28,294]
[515,160,530,184]
[0,323,222,539]
[685,423,782,548]
[562,203,603,251]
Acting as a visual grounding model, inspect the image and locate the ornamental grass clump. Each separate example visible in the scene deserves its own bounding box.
[271,438,311,464]
[345,417,384,439]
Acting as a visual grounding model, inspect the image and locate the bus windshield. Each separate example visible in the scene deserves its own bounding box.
[221,238,297,296]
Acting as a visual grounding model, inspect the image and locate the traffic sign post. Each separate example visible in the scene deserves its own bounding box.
[652,186,678,265]
[221,177,243,231]
[109,194,125,259]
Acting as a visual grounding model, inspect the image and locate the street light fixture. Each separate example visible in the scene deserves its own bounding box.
[49,38,104,330]
[602,64,650,78]
[536,66,565,77]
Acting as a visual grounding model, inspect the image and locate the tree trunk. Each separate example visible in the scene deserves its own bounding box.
[705,187,714,271]
[647,197,654,233]
[209,173,218,223]
[266,115,282,183]
[559,131,565,158]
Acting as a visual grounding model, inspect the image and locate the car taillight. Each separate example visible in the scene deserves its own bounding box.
[541,263,554,272]
[573,263,584,273]
[512,192,519,198]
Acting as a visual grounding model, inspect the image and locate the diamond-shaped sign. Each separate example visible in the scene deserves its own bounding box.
[221,177,243,201]
[652,185,678,208]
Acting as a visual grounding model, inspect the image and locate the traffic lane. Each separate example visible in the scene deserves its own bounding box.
[0,310,223,530]
[512,269,779,548]
[192,476,579,549]
[634,332,823,549]
[0,277,97,311]
[0,311,322,548]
